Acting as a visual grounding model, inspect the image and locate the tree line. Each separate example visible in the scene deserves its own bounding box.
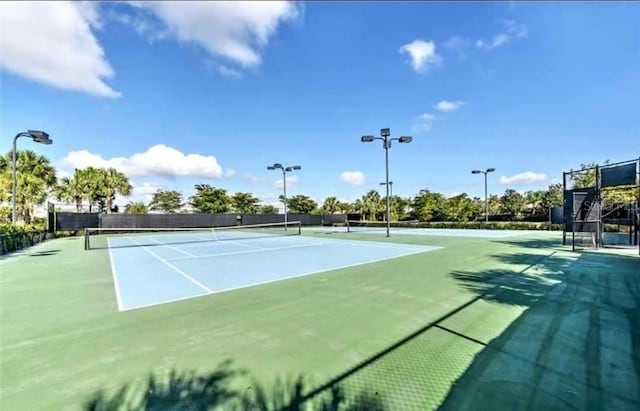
[1,151,635,224]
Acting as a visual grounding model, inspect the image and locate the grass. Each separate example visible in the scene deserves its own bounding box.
[1,229,638,410]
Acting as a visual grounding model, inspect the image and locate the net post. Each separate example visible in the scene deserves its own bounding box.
[297,221,302,235]
[84,228,89,250]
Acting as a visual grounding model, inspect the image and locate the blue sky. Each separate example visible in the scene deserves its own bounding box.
[1,1,638,208]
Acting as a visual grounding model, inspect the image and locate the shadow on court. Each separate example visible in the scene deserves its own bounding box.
[83,360,385,411]
[293,247,639,409]
[492,236,566,251]
[28,249,61,257]
[440,250,640,410]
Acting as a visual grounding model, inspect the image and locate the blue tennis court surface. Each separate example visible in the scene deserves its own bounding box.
[107,234,440,311]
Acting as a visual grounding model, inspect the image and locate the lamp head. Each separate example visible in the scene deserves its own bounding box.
[361,135,374,142]
[285,167,293,172]
[267,166,275,170]
[380,128,391,137]
[27,130,52,144]
[472,170,482,174]
[398,136,412,143]
[291,165,301,170]
[272,163,283,169]
[486,168,496,173]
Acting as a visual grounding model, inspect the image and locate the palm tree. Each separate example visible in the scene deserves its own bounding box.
[14,173,46,224]
[54,169,90,212]
[125,202,148,214]
[322,196,338,214]
[100,168,132,213]
[336,201,351,214]
[0,150,56,223]
[351,199,364,220]
[361,190,383,221]
[82,167,106,212]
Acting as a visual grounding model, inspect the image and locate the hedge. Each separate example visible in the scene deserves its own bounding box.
[0,224,47,255]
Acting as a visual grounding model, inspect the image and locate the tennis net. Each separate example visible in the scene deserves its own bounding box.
[346,220,420,233]
[84,221,302,250]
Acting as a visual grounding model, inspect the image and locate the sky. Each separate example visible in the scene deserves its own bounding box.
[1,1,639,209]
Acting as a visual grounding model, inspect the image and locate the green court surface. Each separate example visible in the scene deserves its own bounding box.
[1,230,638,410]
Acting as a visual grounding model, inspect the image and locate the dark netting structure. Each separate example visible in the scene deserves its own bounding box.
[346,220,420,233]
[562,158,640,253]
[49,210,345,233]
[84,221,302,250]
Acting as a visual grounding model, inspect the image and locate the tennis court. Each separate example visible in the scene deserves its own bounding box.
[93,223,440,310]
[1,227,639,410]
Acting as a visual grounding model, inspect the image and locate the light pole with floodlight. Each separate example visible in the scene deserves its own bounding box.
[379,181,393,221]
[361,128,412,237]
[267,163,301,230]
[12,130,53,224]
[471,168,495,223]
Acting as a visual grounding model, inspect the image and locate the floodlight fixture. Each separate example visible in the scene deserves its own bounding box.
[471,167,496,223]
[267,162,302,231]
[358,127,412,237]
[27,130,52,144]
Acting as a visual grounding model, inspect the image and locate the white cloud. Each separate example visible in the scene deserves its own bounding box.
[399,39,440,73]
[243,174,263,183]
[476,20,527,51]
[499,172,548,185]
[340,171,366,186]
[0,1,120,98]
[224,168,237,178]
[127,181,162,202]
[129,1,298,68]
[503,20,528,38]
[257,195,282,212]
[434,100,465,112]
[62,144,224,178]
[218,64,242,78]
[274,175,299,188]
[444,36,470,50]
[412,113,435,133]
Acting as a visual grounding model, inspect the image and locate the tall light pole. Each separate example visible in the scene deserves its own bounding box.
[362,128,412,237]
[471,168,495,223]
[267,163,301,230]
[12,130,53,224]
[379,181,393,221]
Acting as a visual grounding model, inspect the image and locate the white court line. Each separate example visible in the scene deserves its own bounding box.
[119,245,441,312]
[179,235,297,250]
[166,242,324,261]
[296,235,436,251]
[219,241,267,250]
[149,238,198,257]
[107,238,124,311]
[127,237,213,293]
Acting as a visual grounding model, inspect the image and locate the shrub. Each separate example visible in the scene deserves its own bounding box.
[0,224,47,255]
